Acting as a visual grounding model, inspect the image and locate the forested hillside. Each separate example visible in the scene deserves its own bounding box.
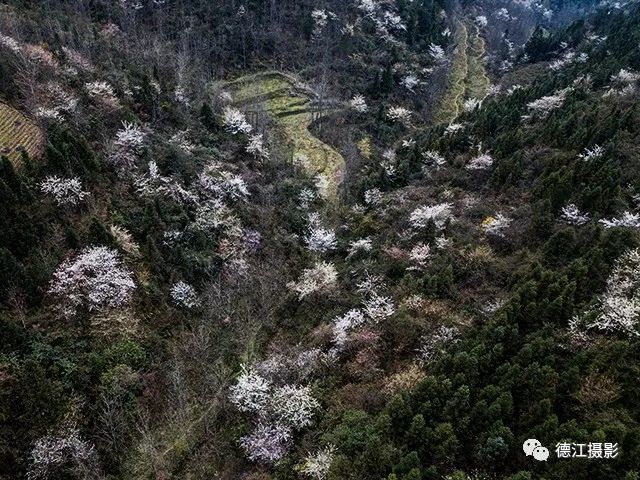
[1,0,640,479]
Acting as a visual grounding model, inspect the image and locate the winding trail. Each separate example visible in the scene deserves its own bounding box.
[215,72,345,201]
[434,19,491,124]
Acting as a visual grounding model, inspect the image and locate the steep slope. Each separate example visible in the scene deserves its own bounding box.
[1,1,639,480]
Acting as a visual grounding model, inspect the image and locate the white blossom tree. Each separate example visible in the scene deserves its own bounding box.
[525,88,572,119]
[240,424,292,464]
[578,145,604,162]
[85,81,119,109]
[170,281,200,308]
[444,122,464,135]
[27,426,99,480]
[600,212,640,229]
[346,238,373,258]
[422,150,446,170]
[401,75,419,92]
[466,152,493,171]
[246,134,269,159]
[561,204,589,226]
[387,106,412,125]
[332,308,367,347]
[417,325,459,364]
[288,262,338,300]
[408,243,432,270]
[40,176,89,206]
[349,94,369,113]
[270,385,320,429]
[299,445,336,479]
[229,365,272,414]
[49,246,135,317]
[482,213,512,237]
[428,43,446,62]
[410,203,454,230]
[364,188,383,206]
[223,106,253,134]
[362,292,396,322]
[169,130,196,154]
[587,249,640,335]
[305,214,337,253]
[107,122,145,172]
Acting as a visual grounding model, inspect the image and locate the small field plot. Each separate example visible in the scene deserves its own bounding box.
[0,102,44,165]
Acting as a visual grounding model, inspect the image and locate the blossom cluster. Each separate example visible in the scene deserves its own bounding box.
[107,122,146,172]
[288,261,338,299]
[223,106,253,134]
[27,426,97,480]
[410,202,454,230]
[230,365,321,464]
[170,281,200,309]
[40,176,88,206]
[48,246,136,317]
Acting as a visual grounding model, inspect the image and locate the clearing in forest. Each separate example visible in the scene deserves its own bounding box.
[0,102,44,165]
[434,19,491,124]
[214,72,345,200]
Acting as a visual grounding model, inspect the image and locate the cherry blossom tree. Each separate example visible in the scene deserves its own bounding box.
[410,203,454,230]
[134,161,198,205]
[288,262,338,300]
[346,238,373,258]
[578,144,604,162]
[349,94,368,113]
[429,43,446,62]
[408,243,432,270]
[364,188,383,206]
[482,213,512,237]
[246,134,269,159]
[170,281,200,308]
[223,106,252,135]
[417,325,459,364]
[387,106,412,125]
[600,212,640,229]
[587,249,640,335]
[27,426,99,480]
[362,292,396,322]
[561,204,589,226]
[525,87,572,119]
[422,150,446,171]
[466,152,493,171]
[305,213,337,253]
[198,164,250,202]
[332,308,367,347]
[40,176,89,206]
[229,365,272,414]
[299,445,336,479]
[270,385,320,429]
[49,246,135,317]
[107,122,145,172]
[85,81,119,109]
[401,75,419,92]
[444,122,464,135]
[240,424,292,464]
[169,130,196,154]
[463,98,482,112]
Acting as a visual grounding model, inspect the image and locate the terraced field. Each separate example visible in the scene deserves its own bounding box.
[434,20,491,124]
[0,102,44,165]
[215,72,345,200]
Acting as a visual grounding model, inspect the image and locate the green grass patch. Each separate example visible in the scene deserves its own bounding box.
[434,20,490,125]
[214,72,345,200]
